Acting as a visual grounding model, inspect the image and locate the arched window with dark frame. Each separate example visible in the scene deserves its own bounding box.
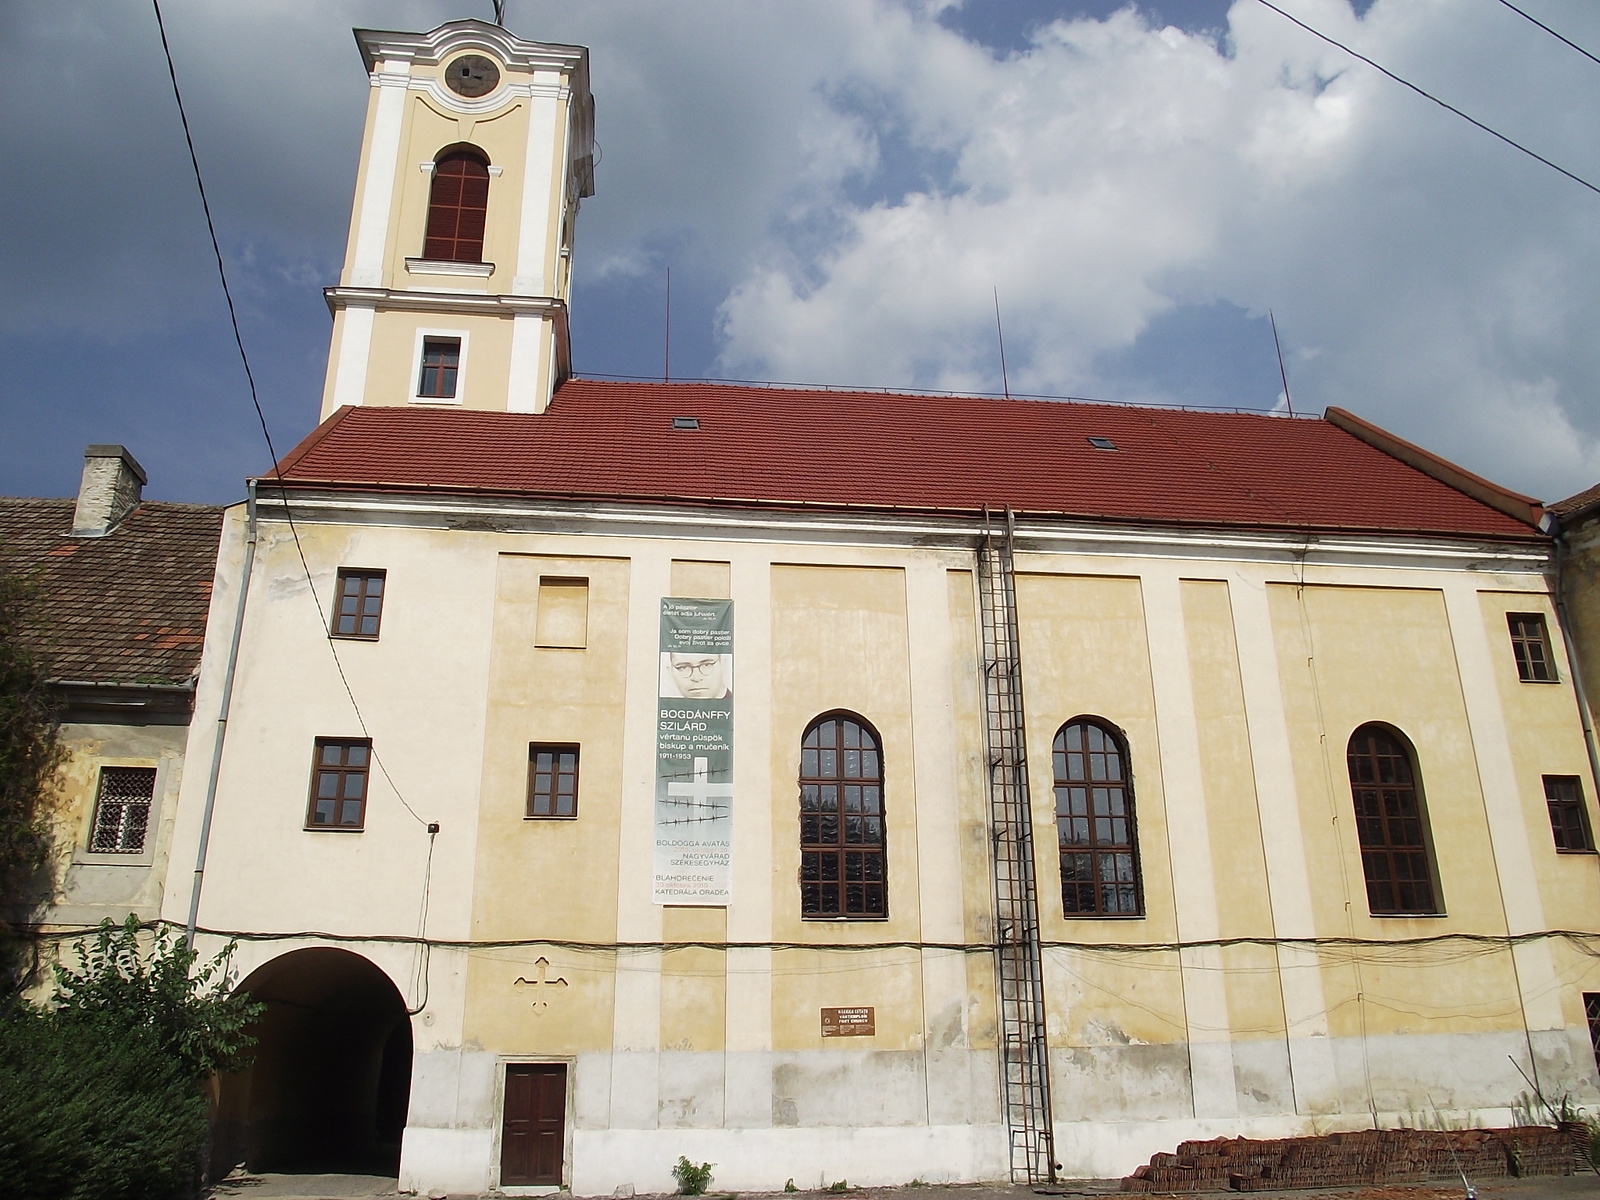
[423,147,490,262]
[799,713,885,919]
[1053,718,1142,916]
[1346,724,1440,915]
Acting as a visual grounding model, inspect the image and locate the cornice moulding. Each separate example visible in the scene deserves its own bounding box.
[251,489,1551,577]
[324,286,565,318]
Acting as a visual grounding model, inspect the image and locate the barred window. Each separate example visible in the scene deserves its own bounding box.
[527,744,579,819]
[1544,775,1595,852]
[799,714,886,919]
[306,738,371,830]
[1053,719,1142,916]
[90,766,157,853]
[1347,724,1440,914]
[1508,613,1557,682]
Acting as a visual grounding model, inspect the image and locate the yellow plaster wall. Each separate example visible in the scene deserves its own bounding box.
[462,553,630,1054]
[1180,579,1287,1042]
[362,312,515,411]
[768,564,922,1052]
[389,94,530,287]
[947,569,999,1051]
[1268,582,1522,1040]
[1478,590,1600,931]
[1013,571,1187,1047]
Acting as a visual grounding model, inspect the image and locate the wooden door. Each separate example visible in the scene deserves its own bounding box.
[501,1063,566,1185]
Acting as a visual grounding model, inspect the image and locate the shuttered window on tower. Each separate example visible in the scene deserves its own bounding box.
[423,149,490,262]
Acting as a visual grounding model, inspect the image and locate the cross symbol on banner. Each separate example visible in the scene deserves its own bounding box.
[666,756,733,816]
[512,957,568,1010]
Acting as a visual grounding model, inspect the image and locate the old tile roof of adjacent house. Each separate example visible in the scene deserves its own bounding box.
[1551,481,1600,520]
[272,379,1545,542]
[0,499,225,687]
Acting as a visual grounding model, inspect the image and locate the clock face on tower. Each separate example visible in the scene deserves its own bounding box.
[445,54,500,98]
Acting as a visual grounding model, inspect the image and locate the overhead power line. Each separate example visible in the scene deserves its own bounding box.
[149,0,429,832]
[1254,0,1600,199]
[1493,0,1600,69]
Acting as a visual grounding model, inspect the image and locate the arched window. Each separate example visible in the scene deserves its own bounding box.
[1053,718,1142,916]
[423,148,490,262]
[1346,724,1439,914]
[799,713,885,919]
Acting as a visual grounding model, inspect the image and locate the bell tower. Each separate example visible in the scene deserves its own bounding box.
[320,20,594,418]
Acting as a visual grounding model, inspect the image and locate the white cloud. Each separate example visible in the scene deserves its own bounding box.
[6,0,1600,499]
[713,0,1600,498]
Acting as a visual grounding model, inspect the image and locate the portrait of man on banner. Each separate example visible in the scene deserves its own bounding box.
[660,651,733,700]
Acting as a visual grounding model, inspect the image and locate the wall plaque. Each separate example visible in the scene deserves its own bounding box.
[821,1006,875,1037]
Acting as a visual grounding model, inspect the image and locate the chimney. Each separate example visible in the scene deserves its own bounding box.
[71,445,147,537]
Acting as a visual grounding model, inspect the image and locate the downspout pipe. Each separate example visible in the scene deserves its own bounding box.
[1550,520,1600,804]
[185,480,259,950]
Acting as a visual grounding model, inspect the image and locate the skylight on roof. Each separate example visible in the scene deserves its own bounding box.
[1087,436,1118,450]
[672,416,700,430]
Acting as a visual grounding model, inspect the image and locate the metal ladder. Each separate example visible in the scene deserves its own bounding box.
[977,507,1057,1185]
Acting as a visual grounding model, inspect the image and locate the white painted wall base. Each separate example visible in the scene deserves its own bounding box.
[569,1123,1010,1195]
[394,1033,1600,1194]
[399,1125,495,1196]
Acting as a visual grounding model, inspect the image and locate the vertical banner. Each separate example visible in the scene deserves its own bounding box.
[654,598,733,904]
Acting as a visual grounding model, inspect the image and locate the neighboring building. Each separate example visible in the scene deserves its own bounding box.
[1550,483,1600,727]
[0,446,223,937]
[158,18,1600,1197]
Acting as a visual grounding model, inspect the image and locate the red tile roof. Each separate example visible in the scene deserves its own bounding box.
[271,380,1543,542]
[0,499,225,686]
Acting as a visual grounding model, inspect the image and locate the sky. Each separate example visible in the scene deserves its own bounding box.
[2,0,1599,506]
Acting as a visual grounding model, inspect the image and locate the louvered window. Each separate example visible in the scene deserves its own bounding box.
[423,149,490,262]
[90,766,157,853]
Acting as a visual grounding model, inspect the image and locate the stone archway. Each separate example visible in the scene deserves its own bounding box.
[213,947,413,1177]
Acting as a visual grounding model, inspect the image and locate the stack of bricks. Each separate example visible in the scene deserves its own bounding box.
[1120,1127,1579,1192]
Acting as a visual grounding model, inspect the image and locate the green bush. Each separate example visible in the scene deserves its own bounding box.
[0,1003,208,1200]
[674,1155,715,1195]
[0,918,264,1200]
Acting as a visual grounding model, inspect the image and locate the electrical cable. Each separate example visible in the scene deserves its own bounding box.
[1254,0,1600,199]
[149,0,428,831]
[1493,0,1600,69]
[33,920,1600,959]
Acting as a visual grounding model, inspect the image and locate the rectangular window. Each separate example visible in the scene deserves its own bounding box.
[1509,613,1557,682]
[307,738,371,829]
[527,744,579,818]
[1586,993,1600,1078]
[333,568,386,639]
[535,577,588,649]
[90,766,157,853]
[1544,775,1595,852]
[417,337,461,399]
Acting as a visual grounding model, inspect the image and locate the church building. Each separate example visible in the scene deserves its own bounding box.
[158,19,1600,1196]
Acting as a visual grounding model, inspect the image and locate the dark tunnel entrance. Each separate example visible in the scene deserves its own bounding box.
[213,948,413,1178]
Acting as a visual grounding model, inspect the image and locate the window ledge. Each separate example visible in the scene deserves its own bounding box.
[72,850,156,868]
[801,915,889,922]
[405,257,494,277]
[1061,913,1148,920]
[1556,847,1598,856]
[1518,678,1562,684]
[304,825,365,833]
[1368,910,1447,918]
